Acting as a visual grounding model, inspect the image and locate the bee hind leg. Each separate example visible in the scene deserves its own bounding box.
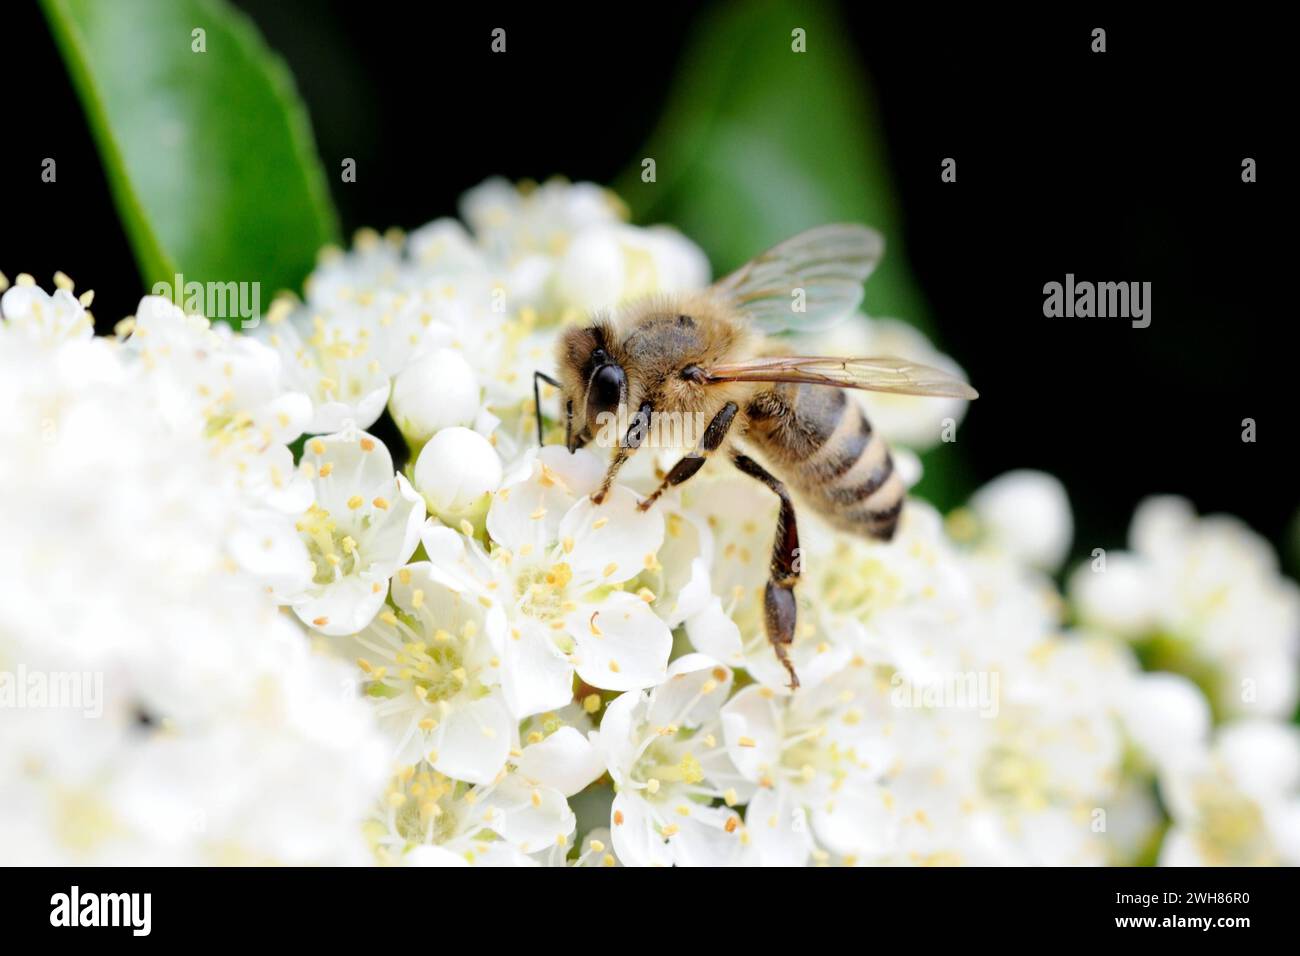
[731,453,801,690]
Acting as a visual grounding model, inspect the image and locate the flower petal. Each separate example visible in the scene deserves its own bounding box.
[568,592,670,692]
[560,486,663,587]
[513,726,604,797]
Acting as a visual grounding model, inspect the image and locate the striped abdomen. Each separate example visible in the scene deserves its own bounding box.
[744,383,903,541]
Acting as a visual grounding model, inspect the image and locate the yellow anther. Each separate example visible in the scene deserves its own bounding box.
[583,693,602,714]
[372,496,389,510]
[347,495,364,509]
[738,736,756,748]
[309,439,326,455]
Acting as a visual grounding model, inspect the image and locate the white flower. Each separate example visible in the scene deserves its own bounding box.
[286,429,425,635]
[0,326,386,864]
[1158,720,1300,866]
[722,664,896,865]
[122,296,314,506]
[460,176,625,266]
[1070,496,1300,719]
[258,300,393,433]
[371,723,601,865]
[413,425,503,517]
[421,446,672,718]
[597,655,748,866]
[338,564,514,783]
[551,222,711,313]
[0,272,94,344]
[968,470,1073,573]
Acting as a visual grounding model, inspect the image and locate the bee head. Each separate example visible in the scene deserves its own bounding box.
[556,322,627,451]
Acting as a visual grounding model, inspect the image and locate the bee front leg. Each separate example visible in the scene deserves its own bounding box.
[637,401,738,512]
[591,401,652,504]
[732,452,801,690]
[532,370,561,447]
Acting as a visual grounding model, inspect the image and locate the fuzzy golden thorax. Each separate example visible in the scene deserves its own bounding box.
[554,292,755,452]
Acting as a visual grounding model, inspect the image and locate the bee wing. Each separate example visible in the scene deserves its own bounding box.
[706,355,979,400]
[710,224,884,334]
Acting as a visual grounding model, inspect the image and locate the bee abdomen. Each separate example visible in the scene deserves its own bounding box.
[747,384,903,542]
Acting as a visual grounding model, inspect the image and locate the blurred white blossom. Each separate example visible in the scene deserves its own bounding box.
[6,178,1297,869]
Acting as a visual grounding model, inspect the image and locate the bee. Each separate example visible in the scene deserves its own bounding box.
[534,224,977,689]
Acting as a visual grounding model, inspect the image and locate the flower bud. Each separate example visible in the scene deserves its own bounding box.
[390,348,480,446]
[414,426,502,515]
[970,469,1072,572]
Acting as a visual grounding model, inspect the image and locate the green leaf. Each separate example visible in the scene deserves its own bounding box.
[42,0,339,312]
[617,0,928,326]
[617,0,968,505]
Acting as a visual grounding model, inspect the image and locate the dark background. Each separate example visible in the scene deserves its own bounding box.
[3,2,1291,570]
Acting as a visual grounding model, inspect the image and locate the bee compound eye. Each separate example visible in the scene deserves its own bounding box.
[587,363,626,419]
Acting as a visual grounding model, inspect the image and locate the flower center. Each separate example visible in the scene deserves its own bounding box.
[633,737,705,801]
[389,768,465,846]
[1191,776,1274,865]
[980,745,1051,813]
[819,548,902,616]
[297,503,362,584]
[515,562,574,621]
[302,316,380,401]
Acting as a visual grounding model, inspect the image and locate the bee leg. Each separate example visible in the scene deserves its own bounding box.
[532,370,561,447]
[731,452,801,690]
[637,401,738,512]
[592,401,653,504]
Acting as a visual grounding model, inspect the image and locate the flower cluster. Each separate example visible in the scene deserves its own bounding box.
[3,178,1296,866]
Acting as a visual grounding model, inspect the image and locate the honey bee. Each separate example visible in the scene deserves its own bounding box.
[534,224,977,688]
